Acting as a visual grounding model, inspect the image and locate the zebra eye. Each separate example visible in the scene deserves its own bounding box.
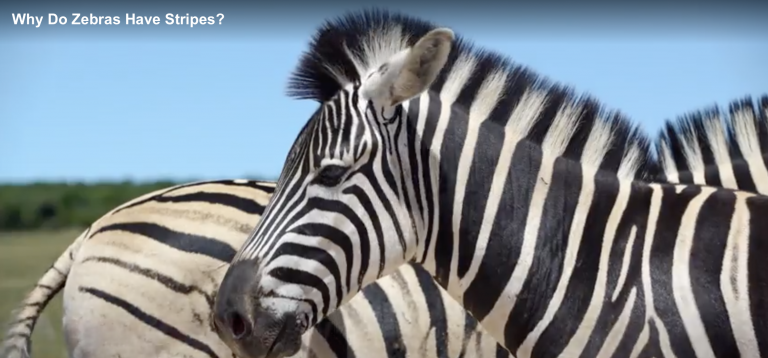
[313,164,349,187]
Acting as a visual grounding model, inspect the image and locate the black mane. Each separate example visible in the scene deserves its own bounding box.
[656,94,768,183]
[286,8,661,180]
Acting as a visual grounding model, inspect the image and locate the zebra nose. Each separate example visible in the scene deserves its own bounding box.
[213,258,262,346]
[228,310,251,340]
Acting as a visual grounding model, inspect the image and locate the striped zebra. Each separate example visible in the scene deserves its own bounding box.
[2,96,762,358]
[2,100,762,358]
[1,19,763,358]
[0,180,511,358]
[211,9,768,358]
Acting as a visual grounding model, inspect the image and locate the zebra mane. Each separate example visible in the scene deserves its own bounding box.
[656,94,768,184]
[286,8,657,180]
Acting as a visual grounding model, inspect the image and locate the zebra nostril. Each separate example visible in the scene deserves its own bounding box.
[297,312,309,332]
[228,311,250,340]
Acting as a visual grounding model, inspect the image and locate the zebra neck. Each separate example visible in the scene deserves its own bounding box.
[413,135,636,351]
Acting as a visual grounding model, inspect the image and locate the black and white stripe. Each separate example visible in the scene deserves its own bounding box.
[1,179,512,358]
[213,9,768,358]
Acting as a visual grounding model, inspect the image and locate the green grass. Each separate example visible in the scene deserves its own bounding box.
[0,229,82,358]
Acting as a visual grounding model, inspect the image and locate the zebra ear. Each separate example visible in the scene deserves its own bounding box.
[361,28,455,107]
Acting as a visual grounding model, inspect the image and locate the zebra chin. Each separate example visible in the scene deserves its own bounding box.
[213,259,305,358]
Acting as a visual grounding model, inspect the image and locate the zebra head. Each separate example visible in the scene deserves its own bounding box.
[213,16,456,358]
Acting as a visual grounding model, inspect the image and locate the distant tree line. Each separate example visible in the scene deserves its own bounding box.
[0,177,272,231]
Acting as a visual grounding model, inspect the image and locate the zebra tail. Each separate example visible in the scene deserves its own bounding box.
[0,228,89,358]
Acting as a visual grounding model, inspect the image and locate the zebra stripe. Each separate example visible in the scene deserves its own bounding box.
[213,9,768,358]
[1,179,511,358]
[2,93,764,358]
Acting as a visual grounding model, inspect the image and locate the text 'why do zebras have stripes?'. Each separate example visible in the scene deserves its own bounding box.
[2,10,766,358]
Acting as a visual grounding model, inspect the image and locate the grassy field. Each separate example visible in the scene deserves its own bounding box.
[0,229,82,357]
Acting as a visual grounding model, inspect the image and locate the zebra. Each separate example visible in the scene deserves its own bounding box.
[0,179,512,358]
[0,98,768,358]
[2,16,764,358]
[211,9,768,358]
[1,101,763,358]
[2,99,762,358]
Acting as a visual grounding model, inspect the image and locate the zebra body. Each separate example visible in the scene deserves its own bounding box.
[212,9,768,358]
[3,94,761,358]
[1,179,510,358]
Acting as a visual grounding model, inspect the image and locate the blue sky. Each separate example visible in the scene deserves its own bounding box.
[1,2,766,183]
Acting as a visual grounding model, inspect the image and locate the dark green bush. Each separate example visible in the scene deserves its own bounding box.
[0,180,194,231]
